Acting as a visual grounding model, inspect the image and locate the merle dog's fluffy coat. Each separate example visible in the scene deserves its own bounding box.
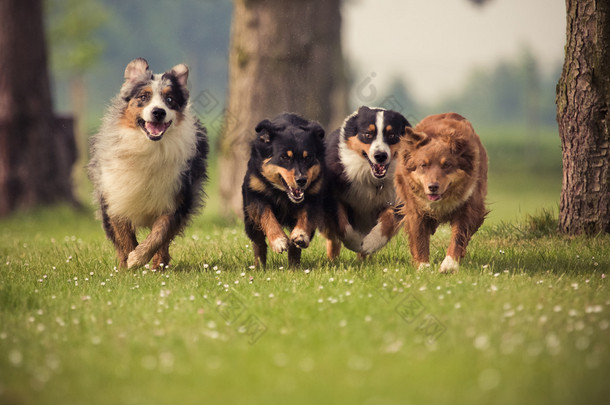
[88,58,208,270]
[242,113,325,267]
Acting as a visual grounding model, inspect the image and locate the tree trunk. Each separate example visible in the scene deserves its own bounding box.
[556,0,610,235]
[0,0,77,216]
[219,0,347,218]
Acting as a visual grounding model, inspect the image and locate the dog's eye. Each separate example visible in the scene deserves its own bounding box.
[442,162,453,170]
[420,163,429,169]
[363,132,374,140]
[166,96,173,104]
[139,94,149,102]
[280,154,291,162]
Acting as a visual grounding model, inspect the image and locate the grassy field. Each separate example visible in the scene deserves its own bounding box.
[1,126,608,405]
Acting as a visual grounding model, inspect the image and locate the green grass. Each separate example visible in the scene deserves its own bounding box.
[1,126,608,405]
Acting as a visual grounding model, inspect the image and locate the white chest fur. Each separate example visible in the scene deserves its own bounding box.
[338,142,396,232]
[98,123,197,227]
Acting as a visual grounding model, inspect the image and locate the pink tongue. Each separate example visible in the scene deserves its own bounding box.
[427,194,441,201]
[374,164,385,174]
[145,122,168,136]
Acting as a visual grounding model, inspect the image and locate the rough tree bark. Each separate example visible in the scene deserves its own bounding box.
[556,0,610,235]
[0,0,77,216]
[219,0,347,218]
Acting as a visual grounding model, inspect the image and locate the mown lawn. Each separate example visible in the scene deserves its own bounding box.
[1,127,608,405]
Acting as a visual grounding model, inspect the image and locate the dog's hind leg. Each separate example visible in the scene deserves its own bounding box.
[288,243,302,267]
[127,214,177,269]
[326,238,341,260]
[249,227,268,268]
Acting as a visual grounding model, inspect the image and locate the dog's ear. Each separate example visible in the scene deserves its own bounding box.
[121,58,151,99]
[404,127,429,150]
[450,136,468,156]
[451,136,475,172]
[341,110,361,138]
[255,119,275,143]
[401,116,412,136]
[303,121,325,140]
[357,105,372,115]
[169,64,189,87]
[124,58,150,83]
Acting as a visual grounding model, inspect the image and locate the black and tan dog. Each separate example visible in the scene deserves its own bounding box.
[321,106,411,260]
[242,113,325,267]
[88,58,208,270]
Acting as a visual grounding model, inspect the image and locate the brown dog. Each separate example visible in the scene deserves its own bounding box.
[394,113,488,273]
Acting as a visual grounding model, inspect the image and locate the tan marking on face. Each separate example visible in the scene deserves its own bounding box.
[248,174,267,193]
[303,151,308,158]
[286,150,293,158]
[304,163,321,193]
[278,167,296,188]
[261,159,286,191]
[386,125,393,132]
[345,135,371,157]
[368,124,376,132]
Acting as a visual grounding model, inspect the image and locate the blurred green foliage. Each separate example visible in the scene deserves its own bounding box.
[45,0,233,132]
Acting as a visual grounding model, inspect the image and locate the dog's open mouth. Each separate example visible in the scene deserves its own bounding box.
[138,119,172,141]
[427,194,442,202]
[362,152,389,178]
[280,177,305,204]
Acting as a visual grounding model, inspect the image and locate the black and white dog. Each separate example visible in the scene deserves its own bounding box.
[321,106,410,259]
[88,58,208,270]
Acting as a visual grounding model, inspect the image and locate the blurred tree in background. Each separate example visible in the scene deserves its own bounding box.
[218,0,347,218]
[556,0,610,235]
[0,0,77,217]
[46,0,107,174]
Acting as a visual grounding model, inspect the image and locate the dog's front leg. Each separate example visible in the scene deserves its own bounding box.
[405,216,432,270]
[361,207,400,256]
[104,214,138,268]
[127,214,176,269]
[260,206,289,253]
[441,217,473,274]
[290,209,315,249]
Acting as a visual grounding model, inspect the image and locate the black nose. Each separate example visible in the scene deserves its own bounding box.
[428,183,440,193]
[374,151,388,163]
[295,176,307,188]
[152,108,166,121]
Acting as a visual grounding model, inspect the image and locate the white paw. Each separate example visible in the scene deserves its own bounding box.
[417,262,431,272]
[290,229,310,249]
[361,224,389,255]
[342,224,364,252]
[127,250,145,269]
[270,236,289,253]
[439,255,459,274]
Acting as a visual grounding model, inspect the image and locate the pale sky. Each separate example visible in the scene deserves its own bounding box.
[342,0,566,105]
